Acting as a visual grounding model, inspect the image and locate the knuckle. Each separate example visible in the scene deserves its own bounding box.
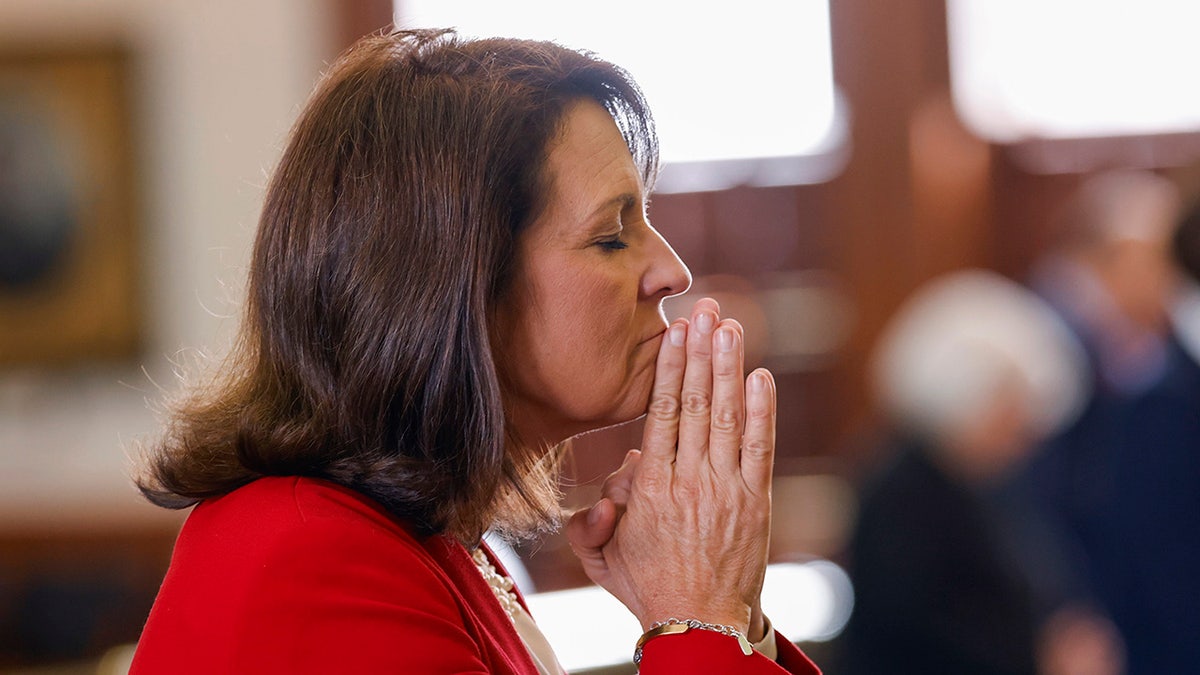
[648,392,680,421]
[670,480,703,502]
[742,437,773,458]
[681,389,711,416]
[747,404,773,422]
[638,471,668,494]
[711,405,742,434]
[713,360,740,378]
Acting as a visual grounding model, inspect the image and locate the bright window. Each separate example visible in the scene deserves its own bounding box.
[394,0,841,191]
[947,0,1200,142]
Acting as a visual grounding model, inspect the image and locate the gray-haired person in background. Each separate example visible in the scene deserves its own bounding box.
[837,269,1124,675]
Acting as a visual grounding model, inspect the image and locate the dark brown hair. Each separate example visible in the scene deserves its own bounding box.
[136,28,658,544]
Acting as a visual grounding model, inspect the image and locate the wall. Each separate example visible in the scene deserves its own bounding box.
[0,0,334,531]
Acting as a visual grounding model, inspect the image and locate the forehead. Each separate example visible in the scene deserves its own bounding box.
[536,100,642,226]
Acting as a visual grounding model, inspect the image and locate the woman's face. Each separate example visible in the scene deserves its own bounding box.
[498,99,691,446]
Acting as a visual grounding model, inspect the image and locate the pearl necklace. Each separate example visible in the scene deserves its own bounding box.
[471,548,522,622]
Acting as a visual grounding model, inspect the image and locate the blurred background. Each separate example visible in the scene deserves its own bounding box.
[2,1,1199,673]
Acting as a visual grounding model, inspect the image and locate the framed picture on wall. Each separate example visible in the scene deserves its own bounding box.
[0,46,141,367]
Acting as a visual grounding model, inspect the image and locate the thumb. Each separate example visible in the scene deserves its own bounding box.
[601,449,641,508]
[566,497,617,554]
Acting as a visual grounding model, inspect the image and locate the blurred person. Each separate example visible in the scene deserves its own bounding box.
[127,29,820,674]
[837,270,1122,675]
[1168,192,1200,372]
[1108,193,1200,675]
[1019,172,1199,675]
[1029,169,1182,395]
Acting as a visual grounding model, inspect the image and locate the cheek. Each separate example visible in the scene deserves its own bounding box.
[539,263,627,342]
[559,334,655,423]
[525,268,647,417]
[551,275,630,375]
[618,353,658,411]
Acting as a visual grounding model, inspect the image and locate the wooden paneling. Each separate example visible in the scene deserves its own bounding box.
[330,0,394,53]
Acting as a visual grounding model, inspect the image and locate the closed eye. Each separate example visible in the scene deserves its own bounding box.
[596,236,629,251]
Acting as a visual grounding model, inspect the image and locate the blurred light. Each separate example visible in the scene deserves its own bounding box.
[947,0,1200,141]
[525,585,640,672]
[761,560,854,643]
[395,0,844,191]
[524,559,854,672]
[758,270,854,372]
[663,271,854,374]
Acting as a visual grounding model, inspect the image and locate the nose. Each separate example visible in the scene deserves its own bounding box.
[641,224,692,300]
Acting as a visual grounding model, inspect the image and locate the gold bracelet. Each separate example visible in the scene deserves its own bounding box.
[633,618,754,665]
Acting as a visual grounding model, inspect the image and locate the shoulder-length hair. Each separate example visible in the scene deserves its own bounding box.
[136,28,658,544]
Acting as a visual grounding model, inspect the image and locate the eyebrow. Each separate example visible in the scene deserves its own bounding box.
[585,193,639,227]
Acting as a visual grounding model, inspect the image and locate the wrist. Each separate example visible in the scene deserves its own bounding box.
[634,618,754,665]
[749,604,766,643]
[639,602,751,635]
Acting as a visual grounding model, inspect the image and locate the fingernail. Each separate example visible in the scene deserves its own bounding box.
[717,327,735,352]
[587,503,602,525]
[695,311,714,333]
[669,323,686,346]
[750,371,767,393]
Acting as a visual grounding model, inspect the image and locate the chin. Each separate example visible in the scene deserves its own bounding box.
[610,377,657,426]
[566,393,651,440]
[560,365,658,438]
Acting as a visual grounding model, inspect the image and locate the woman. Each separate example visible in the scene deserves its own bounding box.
[130,29,819,674]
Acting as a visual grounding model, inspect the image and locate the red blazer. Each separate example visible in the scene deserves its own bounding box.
[131,476,820,674]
